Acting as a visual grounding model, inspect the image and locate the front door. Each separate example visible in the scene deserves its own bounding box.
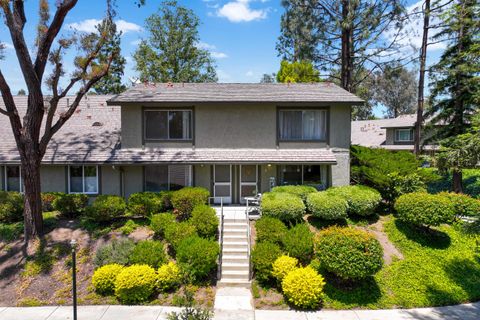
[213,165,232,204]
[239,165,258,204]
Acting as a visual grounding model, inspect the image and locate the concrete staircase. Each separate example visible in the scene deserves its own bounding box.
[218,217,250,288]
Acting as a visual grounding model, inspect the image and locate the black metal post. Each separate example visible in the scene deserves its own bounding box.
[71,239,77,320]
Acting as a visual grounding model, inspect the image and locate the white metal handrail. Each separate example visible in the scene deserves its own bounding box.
[210,197,224,280]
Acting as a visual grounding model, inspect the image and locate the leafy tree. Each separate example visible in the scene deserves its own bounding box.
[260,73,276,83]
[92,19,127,94]
[276,60,320,83]
[134,0,217,83]
[17,89,26,95]
[373,63,418,118]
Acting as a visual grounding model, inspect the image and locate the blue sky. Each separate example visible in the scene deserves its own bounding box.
[0,0,446,117]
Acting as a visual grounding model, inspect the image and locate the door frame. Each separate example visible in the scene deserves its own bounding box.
[239,164,258,204]
[213,164,232,204]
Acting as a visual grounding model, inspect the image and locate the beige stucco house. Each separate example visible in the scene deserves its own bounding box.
[0,83,361,204]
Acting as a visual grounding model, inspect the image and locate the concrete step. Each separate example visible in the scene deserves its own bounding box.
[222,248,248,256]
[222,262,250,272]
[224,219,248,224]
[217,279,251,288]
[223,242,248,250]
[221,270,250,280]
[222,228,248,235]
[223,235,248,241]
[222,255,249,264]
[224,222,248,228]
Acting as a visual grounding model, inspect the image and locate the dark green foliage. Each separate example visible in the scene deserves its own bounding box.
[439,192,480,217]
[150,212,176,237]
[0,191,24,223]
[128,192,172,217]
[176,236,219,282]
[85,195,126,222]
[283,223,314,264]
[271,185,317,202]
[189,205,218,239]
[41,192,64,212]
[307,192,348,220]
[428,169,480,198]
[325,185,381,216]
[260,192,305,222]
[52,193,88,217]
[255,217,287,245]
[171,187,210,220]
[251,241,283,284]
[314,226,383,280]
[394,192,455,228]
[129,240,167,268]
[164,221,197,249]
[94,238,136,267]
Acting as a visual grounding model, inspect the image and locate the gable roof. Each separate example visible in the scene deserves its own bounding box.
[107,82,364,104]
[379,114,417,128]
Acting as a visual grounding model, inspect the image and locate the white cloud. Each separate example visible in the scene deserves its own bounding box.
[245,70,254,77]
[2,42,14,49]
[196,42,228,59]
[197,41,216,50]
[67,19,142,34]
[211,52,228,59]
[130,39,142,46]
[217,0,268,23]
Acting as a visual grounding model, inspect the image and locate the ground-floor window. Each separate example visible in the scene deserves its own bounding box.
[145,165,192,192]
[278,164,328,189]
[69,165,98,194]
[5,166,22,192]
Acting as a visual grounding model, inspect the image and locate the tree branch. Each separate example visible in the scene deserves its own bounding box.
[0,69,23,141]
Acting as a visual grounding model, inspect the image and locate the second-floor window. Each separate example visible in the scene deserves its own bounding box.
[144,110,192,141]
[279,109,327,141]
[395,128,414,142]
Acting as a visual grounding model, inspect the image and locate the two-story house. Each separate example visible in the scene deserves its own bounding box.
[0,83,361,204]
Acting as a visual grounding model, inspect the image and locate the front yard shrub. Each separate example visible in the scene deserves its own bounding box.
[251,241,283,284]
[41,192,64,212]
[283,223,314,264]
[384,172,427,203]
[189,205,219,239]
[394,192,455,228]
[176,236,219,282]
[52,193,88,217]
[438,192,480,217]
[271,185,317,202]
[272,255,298,283]
[326,185,381,216]
[0,191,24,223]
[85,195,126,222]
[91,263,124,295]
[306,192,348,220]
[94,238,136,267]
[164,221,197,249]
[127,192,172,217]
[255,217,287,245]
[314,226,383,280]
[281,266,325,309]
[129,240,167,268]
[260,192,305,222]
[171,187,210,219]
[115,264,157,304]
[150,212,176,237]
[157,262,181,292]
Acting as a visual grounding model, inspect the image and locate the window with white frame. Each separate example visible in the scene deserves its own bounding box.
[5,166,22,192]
[279,109,327,141]
[279,165,328,189]
[395,128,414,142]
[145,165,192,192]
[69,165,98,194]
[144,110,192,140]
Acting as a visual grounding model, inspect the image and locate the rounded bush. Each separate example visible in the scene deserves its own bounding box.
[150,213,176,237]
[189,205,219,238]
[164,221,197,249]
[282,266,325,309]
[171,187,210,219]
[0,191,24,223]
[176,236,219,282]
[127,192,172,217]
[438,192,480,217]
[307,192,348,220]
[129,240,167,268]
[94,238,136,268]
[41,192,64,212]
[157,262,181,292]
[394,192,455,227]
[85,195,126,222]
[251,241,283,284]
[52,193,88,217]
[115,264,157,304]
[91,263,124,295]
[260,192,305,222]
[326,185,381,216]
[272,255,298,283]
[271,185,317,202]
[255,217,287,245]
[283,223,314,264]
[314,226,383,280]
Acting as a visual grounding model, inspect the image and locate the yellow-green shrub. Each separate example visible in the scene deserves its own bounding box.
[306,192,348,220]
[438,192,480,217]
[114,264,157,304]
[272,255,298,283]
[91,264,124,295]
[325,185,381,216]
[281,266,325,309]
[157,262,181,292]
[260,192,305,222]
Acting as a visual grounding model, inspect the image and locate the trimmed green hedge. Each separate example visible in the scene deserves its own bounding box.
[260,192,305,221]
[114,264,157,304]
[283,223,314,264]
[0,191,24,223]
[127,192,172,217]
[251,241,283,284]
[271,185,317,202]
[85,195,126,222]
[325,185,381,216]
[164,221,197,249]
[176,236,219,282]
[171,187,210,219]
[438,192,480,217]
[52,193,88,218]
[255,217,287,245]
[189,204,219,239]
[306,192,348,220]
[150,213,176,237]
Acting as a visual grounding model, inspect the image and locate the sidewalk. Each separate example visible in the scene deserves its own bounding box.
[1,302,479,320]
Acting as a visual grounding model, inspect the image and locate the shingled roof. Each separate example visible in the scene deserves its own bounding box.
[108,82,364,104]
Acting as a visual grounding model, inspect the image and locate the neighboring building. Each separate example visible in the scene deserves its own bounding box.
[0,83,362,204]
[351,114,438,152]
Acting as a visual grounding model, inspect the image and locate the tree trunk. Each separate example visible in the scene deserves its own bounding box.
[414,0,430,156]
[452,168,463,194]
[340,0,353,92]
[21,154,43,243]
